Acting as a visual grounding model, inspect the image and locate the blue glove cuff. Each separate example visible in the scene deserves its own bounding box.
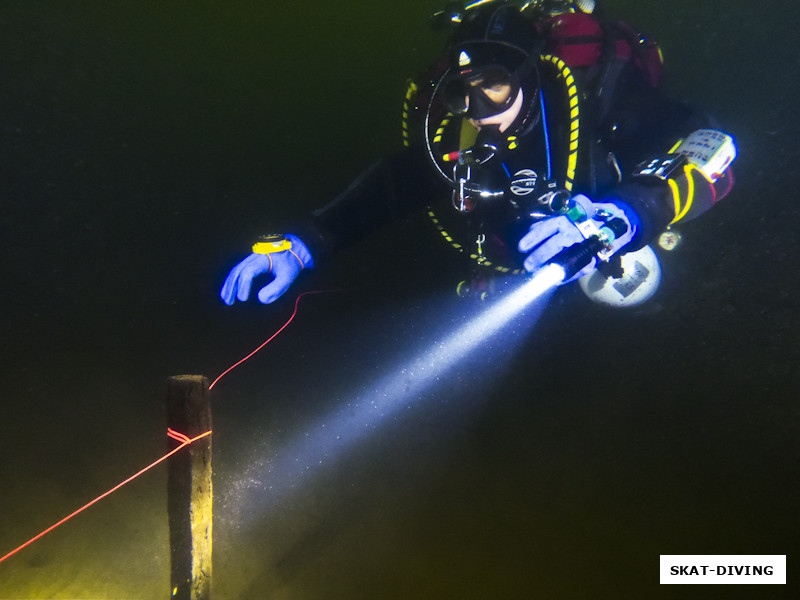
[285,233,314,270]
[602,199,641,250]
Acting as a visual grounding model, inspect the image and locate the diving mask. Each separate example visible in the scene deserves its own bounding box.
[443,68,521,120]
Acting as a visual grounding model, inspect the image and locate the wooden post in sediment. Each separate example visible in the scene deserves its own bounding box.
[166,375,212,600]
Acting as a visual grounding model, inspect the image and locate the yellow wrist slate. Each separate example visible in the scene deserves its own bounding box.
[252,234,292,254]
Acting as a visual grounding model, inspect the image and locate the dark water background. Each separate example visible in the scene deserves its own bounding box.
[1,1,797,598]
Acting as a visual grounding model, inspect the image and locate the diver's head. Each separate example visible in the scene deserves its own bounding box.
[442,2,541,132]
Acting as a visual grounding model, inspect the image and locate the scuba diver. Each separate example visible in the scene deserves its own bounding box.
[220,0,736,308]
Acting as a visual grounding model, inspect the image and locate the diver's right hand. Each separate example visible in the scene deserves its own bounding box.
[220,233,313,305]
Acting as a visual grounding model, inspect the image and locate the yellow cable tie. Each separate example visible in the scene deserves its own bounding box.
[667,178,681,224]
[673,164,696,222]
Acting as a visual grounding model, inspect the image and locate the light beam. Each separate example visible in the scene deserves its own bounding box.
[224,264,566,516]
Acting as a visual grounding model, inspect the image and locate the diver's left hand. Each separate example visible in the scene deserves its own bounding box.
[220,233,313,305]
[518,194,635,283]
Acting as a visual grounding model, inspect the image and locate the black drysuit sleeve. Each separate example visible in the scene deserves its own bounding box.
[597,74,734,252]
[288,141,445,263]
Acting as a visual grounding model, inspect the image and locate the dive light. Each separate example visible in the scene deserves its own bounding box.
[547,217,628,281]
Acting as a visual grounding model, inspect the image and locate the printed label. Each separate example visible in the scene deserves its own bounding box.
[660,555,786,584]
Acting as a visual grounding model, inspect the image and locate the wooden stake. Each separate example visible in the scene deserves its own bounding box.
[166,375,212,600]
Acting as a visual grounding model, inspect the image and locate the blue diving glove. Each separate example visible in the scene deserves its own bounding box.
[518,194,636,283]
[220,233,313,305]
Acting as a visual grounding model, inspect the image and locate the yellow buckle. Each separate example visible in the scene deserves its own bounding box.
[252,234,292,254]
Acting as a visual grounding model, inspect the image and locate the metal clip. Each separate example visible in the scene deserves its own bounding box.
[476,233,485,256]
[452,163,476,212]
